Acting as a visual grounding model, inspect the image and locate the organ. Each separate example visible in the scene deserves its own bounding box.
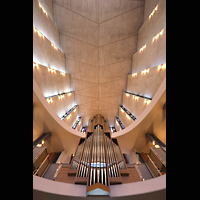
[68,114,129,196]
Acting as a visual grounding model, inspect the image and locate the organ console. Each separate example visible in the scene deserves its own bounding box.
[68,114,129,196]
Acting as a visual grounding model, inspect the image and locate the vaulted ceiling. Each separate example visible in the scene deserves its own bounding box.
[52,0,145,126]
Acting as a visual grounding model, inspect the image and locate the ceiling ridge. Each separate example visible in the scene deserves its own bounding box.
[99,58,131,68]
[54,2,144,25]
[53,2,99,24]
[71,77,99,85]
[99,77,127,86]
[60,32,98,47]
[65,56,98,67]
[98,4,144,24]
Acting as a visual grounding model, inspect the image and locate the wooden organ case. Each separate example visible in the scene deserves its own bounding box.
[68,114,129,196]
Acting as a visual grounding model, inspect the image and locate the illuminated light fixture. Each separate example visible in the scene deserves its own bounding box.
[121,108,124,113]
[125,92,152,101]
[67,114,71,120]
[144,99,151,105]
[68,92,71,96]
[141,68,150,75]
[139,44,146,52]
[51,42,58,50]
[152,29,164,42]
[33,26,44,39]
[38,2,48,16]
[120,105,136,121]
[132,73,137,77]
[149,5,158,19]
[155,144,160,148]
[61,105,78,120]
[36,143,42,147]
[33,62,39,69]
[157,63,166,71]
[58,95,64,100]
[48,67,56,73]
[72,117,82,129]
[60,71,65,76]
[47,98,53,103]
[116,117,125,129]
[45,91,73,100]
[126,93,130,97]
[152,141,155,145]
[133,95,139,100]
[126,114,131,120]
[74,108,76,112]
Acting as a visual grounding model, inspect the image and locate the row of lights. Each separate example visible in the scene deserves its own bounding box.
[72,117,82,129]
[139,44,146,52]
[33,62,66,76]
[141,68,150,75]
[120,105,136,121]
[149,5,158,19]
[51,42,58,50]
[33,26,45,39]
[46,92,72,104]
[132,63,166,77]
[115,117,125,130]
[139,28,165,53]
[38,2,48,17]
[125,92,152,105]
[152,29,164,43]
[157,63,166,71]
[33,26,59,51]
[61,105,78,121]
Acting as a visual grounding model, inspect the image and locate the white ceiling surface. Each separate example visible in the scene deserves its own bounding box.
[53,0,145,126]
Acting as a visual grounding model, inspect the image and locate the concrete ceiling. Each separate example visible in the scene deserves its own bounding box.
[53,0,145,126]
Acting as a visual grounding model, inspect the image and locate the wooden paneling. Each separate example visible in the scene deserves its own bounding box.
[56,167,76,183]
[121,167,140,183]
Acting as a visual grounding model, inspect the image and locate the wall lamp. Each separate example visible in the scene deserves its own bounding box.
[61,105,78,120]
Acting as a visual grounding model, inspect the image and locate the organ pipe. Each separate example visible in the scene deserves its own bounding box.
[72,115,126,190]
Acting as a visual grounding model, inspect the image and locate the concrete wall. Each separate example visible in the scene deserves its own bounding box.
[33,0,79,141]
[119,0,166,134]
[53,0,145,127]
[33,0,60,48]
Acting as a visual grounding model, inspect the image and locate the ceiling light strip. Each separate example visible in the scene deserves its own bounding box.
[120,105,136,121]
[72,117,82,129]
[61,105,78,121]
[33,26,61,52]
[45,91,73,100]
[33,62,66,75]
[115,117,125,130]
[124,92,152,100]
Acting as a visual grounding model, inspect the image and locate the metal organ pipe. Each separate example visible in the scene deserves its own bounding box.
[75,116,120,189]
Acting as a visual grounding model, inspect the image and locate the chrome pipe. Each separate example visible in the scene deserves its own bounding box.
[104,168,107,186]
[93,168,96,184]
[101,168,104,185]
[97,169,99,183]
[90,168,93,186]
